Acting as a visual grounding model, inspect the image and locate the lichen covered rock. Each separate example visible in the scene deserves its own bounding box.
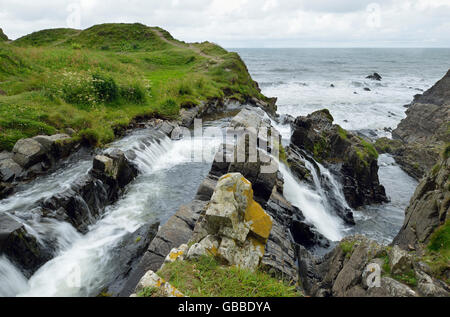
[189,173,273,271]
[133,270,184,297]
[290,109,387,209]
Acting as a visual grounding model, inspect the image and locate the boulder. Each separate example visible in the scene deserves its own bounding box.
[132,270,184,297]
[290,109,387,209]
[104,222,160,296]
[12,138,48,169]
[393,156,449,249]
[42,149,138,232]
[389,245,413,275]
[189,173,273,272]
[366,73,382,81]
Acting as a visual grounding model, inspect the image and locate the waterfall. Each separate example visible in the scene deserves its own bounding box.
[8,128,222,297]
[280,163,345,242]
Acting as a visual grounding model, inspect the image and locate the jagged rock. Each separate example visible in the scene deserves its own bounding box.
[189,173,273,271]
[164,244,189,265]
[105,222,160,296]
[0,28,8,41]
[368,277,417,297]
[33,134,75,159]
[0,213,51,277]
[285,146,313,184]
[290,109,387,209]
[42,149,138,232]
[186,235,220,260]
[119,200,207,296]
[415,270,450,297]
[298,235,449,297]
[0,182,14,199]
[366,73,382,81]
[0,153,23,182]
[132,270,184,297]
[390,69,450,179]
[393,156,449,249]
[91,149,138,188]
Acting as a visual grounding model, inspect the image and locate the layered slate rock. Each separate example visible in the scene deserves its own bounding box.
[389,69,450,179]
[300,235,449,297]
[1,134,80,198]
[393,156,449,250]
[0,213,51,277]
[290,109,387,209]
[41,149,138,232]
[105,222,160,296]
[121,106,307,295]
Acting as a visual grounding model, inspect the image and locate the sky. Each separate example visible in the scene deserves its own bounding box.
[1,0,450,47]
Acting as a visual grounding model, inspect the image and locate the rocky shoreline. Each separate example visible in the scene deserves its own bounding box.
[0,67,449,297]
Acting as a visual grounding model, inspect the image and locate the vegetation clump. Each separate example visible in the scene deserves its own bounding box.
[0,23,268,151]
[156,255,300,297]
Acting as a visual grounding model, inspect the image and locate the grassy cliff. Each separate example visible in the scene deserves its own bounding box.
[0,23,267,150]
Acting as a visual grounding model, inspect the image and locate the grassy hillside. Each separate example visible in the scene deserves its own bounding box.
[0,23,266,151]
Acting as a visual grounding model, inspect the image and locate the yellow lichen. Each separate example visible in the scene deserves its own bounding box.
[169,250,184,261]
[245,200,273,241]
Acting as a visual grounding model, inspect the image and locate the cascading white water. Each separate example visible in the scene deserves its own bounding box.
[280,163,344,242]
[11,128,222,297]
[0,257,28,297]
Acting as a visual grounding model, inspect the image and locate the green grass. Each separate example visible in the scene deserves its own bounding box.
[0,23,267,151]
[340,241,356,258]
[337,125,348,140]
[443,143,450,160]
[156,256,300,297]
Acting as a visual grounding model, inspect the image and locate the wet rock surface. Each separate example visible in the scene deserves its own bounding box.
[0,213,51,277]
[393,156,449,249]
[389,69,450,179]
[290,109,387,210]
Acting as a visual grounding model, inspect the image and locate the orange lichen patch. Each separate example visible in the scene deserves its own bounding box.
[169,250,184,261]
[207,245,219,257]
[245,200,273,241]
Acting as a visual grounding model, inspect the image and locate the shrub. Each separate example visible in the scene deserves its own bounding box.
[92,73,118,103]
[59,71,98,106]
[119,82,147,104]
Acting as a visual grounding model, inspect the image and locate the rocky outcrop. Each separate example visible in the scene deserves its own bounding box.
[188,173,273,271]
[120,106,322,295]
[41,149,138,232]
[290,109,387,209]
[130,173,275,297]
[389,69,450,179]
[393,155,449,250]
[0,134,80,199]
[0,213,51,277]
[299,235,449,297]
